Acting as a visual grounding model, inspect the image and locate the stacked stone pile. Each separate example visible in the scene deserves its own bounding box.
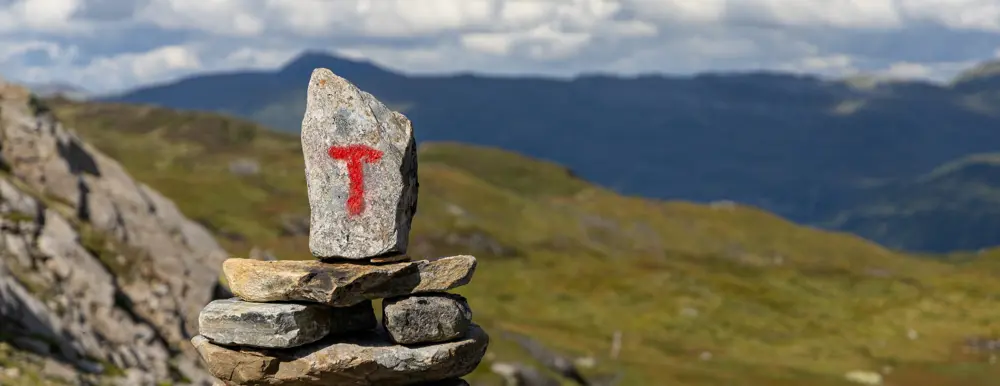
[189,68,489,386]
[192,256,486,386]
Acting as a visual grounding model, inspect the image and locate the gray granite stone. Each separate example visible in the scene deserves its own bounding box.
[199,298,344,349]
[300,68,418,259]
[191,324,489,386]
[383,294,472,345]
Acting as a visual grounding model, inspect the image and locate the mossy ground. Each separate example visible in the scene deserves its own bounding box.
[47,99,1000,385]
[0,340,84,386]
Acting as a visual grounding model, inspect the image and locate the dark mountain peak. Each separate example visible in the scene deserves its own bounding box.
[277,51,397,81]
[950,60,1000,92]
[690,71,833,94]
[694,70,820,82]
[954,60,1000,83]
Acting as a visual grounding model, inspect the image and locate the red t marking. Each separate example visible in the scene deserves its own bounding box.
[328,144,384,216]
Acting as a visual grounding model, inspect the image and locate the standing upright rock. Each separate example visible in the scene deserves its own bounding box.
[300,69,418,260]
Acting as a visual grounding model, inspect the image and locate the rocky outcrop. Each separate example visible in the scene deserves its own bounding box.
[0,78,227,384]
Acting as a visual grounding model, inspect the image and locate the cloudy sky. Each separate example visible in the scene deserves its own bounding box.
[3,0,1000,94]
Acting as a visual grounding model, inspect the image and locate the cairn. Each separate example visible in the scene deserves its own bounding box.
[189,68,489,386]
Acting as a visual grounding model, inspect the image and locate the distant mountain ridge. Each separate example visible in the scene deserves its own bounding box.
[102,51,1000,253]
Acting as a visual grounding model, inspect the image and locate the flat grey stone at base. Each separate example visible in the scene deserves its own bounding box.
[192,324,489,386]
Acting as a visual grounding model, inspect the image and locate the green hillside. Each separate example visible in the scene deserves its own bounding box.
[47,98,1000,386]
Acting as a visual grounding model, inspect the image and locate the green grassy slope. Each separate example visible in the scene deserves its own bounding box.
[48,99,1000,386]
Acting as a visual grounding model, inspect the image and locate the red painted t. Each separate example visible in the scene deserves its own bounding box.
[328,144,384,216]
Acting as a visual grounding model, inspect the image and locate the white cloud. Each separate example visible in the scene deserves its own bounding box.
[602,20,657,38]
[619,0,904,29]
[879,61,934,79]
[900,0,1000,31]
[0,0,87,32]
[754,0,903,29]
[126,45,201,78]
[0,40,76,62]
[498,1,556,26]
[461,33,515,56]
[19,0,82,29]
[623,0,727,24]
[3,0,1000,92]
[259,0,379,37]
[365,0,494,36]
[137,0,264,36]
[884,60,983,81]
[462,26,595,60]
[222,47,298,69]
[254,0,498,38]
[29,44,203,92]
[780,54,860,77]
[680,36,760,59]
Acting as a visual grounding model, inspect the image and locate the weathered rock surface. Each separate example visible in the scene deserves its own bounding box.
[1,79,227,356]
[192,324,489,386]
[0,78,222,384]
[300,68,418,260]
[199,298,377,349]
[0,173,182,385]
[199,298,334,348]
[224,255,476,306]
[383,294,472,345]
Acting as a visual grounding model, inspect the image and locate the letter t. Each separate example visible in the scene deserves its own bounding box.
[328,144,384,216]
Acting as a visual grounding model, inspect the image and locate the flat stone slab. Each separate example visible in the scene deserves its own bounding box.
[224,255,476,307]
[191,324,489,386]
[198,298,335,349]
[301,68,418,260]
[383,294,472,345]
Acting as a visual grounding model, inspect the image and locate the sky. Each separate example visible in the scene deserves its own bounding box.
[3,0,1000,94]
